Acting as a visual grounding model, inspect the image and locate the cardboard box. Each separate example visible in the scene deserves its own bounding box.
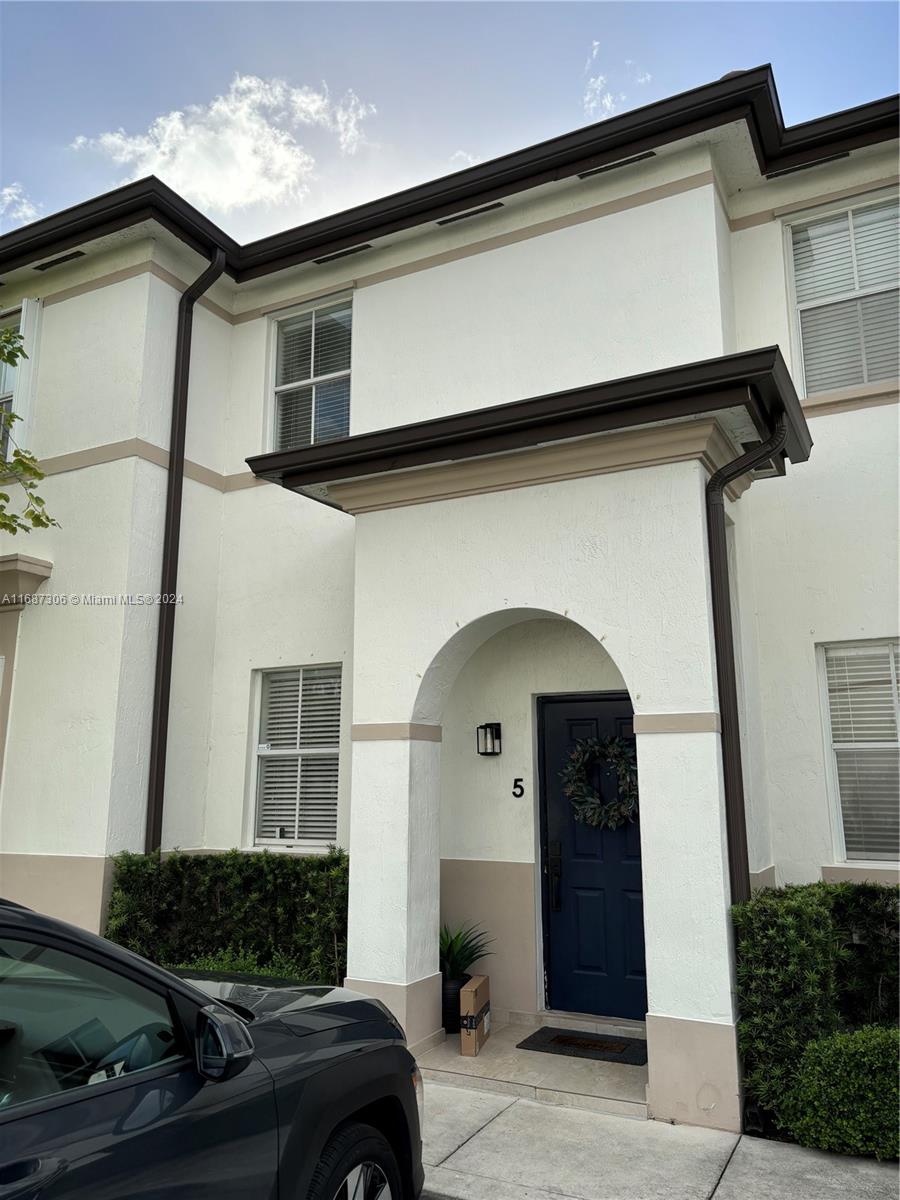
[459,974,491,1056]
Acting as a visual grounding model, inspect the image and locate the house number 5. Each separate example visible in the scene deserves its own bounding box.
[512,778,525,798]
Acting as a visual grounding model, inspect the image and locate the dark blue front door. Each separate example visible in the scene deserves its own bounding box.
[539,694,647,1020]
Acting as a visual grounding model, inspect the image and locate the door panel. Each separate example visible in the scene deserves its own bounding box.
[539,694,647,1020]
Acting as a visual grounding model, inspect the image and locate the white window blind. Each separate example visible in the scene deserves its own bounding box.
[792,199,899,396]
[255,665,342,845]
[823,642,899,862]
[273,300,351,451]
[0,312,20,459]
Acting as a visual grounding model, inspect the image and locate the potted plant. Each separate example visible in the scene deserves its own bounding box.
[439,923,493,1034]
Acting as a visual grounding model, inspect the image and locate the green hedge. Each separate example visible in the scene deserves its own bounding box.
[782,1027,899,1161]
[105,849,349,985]
[732,881,899,1152]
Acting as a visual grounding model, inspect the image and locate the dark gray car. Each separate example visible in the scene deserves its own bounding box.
[0,900,424,1199]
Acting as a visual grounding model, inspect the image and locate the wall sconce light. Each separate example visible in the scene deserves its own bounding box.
[476,723,502,756]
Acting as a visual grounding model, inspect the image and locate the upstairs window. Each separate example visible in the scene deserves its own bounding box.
[273,299,351,451]
[255,665,342,848]
[821,641,899,862]
[791,198,898,396]
[0,312,20,457]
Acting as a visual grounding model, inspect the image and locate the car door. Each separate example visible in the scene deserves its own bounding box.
[0,930,279,1200]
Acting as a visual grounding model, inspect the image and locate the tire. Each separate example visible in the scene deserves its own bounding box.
[306,1121,404,1200]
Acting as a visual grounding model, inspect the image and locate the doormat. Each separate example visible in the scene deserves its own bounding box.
[516,1026,648,1066]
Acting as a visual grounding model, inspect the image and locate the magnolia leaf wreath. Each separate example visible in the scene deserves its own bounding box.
[560,736,638,829]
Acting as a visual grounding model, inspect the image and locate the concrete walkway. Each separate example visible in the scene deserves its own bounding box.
[421,1081,898,1200]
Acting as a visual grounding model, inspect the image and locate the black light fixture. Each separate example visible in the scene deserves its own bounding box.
[476,723,502,756]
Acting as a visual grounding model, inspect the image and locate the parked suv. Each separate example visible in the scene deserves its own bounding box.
[0,899,424,1199]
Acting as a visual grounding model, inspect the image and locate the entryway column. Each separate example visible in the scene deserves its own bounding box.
[633,711,742,1133]
[344,723,443,1049]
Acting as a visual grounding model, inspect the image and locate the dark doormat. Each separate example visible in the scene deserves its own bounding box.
[516,1026,648,1066]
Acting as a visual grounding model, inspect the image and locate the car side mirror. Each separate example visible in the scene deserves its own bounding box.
[195,1005,255,1083]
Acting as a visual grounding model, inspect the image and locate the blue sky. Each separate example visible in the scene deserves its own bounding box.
[2,2,897,239]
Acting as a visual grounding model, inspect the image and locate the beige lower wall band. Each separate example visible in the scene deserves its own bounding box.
[351,722,442,742]
[749,865,777,891]
[821,863,900,885]
[343,973,442,1047]
[0,853,113,935]
[645,1013,741,1132]
[633,712,721,734]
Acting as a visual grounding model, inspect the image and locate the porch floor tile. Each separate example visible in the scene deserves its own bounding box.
[417,1021,648,1116]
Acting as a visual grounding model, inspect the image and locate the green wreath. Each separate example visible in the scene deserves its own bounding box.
[560,736,638,829]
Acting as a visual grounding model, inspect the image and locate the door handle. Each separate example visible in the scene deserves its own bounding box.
[548,839,562,912]
[0,1157,67,1199]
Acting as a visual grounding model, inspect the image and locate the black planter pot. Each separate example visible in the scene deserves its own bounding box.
[441,973,471,1034]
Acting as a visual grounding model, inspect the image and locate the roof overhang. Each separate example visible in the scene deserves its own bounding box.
[0,65,896,285]
[247,347,812,512]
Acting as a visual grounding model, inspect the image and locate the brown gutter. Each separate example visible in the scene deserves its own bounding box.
[145,249,226,853]
[705,416,788,904]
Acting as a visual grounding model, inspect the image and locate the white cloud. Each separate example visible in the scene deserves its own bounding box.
[0,182,41,228]
[584,76,622,121]
[72,73,376,215]
[449,149,481,169]
[635,71,652,86]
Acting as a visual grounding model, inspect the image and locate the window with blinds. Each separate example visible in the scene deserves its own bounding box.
[255,665,342,845]
[273,299,351,451]
[0,313,19,459]
[791,198,899,396]
[822,641,899,862]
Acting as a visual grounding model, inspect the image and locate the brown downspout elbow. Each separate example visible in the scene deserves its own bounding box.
[706,415,787,904]
[145,249,227,853]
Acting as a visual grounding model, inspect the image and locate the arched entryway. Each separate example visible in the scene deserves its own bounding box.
[434,614,646,1024]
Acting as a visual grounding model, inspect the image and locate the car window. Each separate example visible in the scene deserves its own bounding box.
[0,937,182,1112]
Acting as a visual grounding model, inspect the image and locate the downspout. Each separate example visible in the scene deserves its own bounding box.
[145,249,227,852]
[706,414,787,904]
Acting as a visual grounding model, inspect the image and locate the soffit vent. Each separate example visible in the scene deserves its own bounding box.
[34,250,86,272]
[313,243,372,265]
[766,152,850,180]
[578,151,656,180]
[436,201,504,226]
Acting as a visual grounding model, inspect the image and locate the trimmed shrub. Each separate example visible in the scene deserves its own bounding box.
[824,882,899,1027]
[732,886,841,1122]
[732,880,899,1141]
[782,1026,899,1160]
[105,848,349,985]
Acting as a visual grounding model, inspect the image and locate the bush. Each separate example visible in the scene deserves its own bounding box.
[732,886,841,1121]
[105,848,349,985]
[732,881,899,1139]
[782,1027,899,1160]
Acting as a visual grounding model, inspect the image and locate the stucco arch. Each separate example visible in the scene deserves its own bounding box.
[411,607,633,725]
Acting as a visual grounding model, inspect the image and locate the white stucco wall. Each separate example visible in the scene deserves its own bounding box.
[202,484,355,852]
[440,618,626,863]
[350,184,728,434]
[739,403,900,881]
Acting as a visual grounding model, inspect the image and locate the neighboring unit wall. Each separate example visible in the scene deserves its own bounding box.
[439,619,627,1015]
[740,402,899,882]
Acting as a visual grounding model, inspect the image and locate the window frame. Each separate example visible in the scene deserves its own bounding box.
[265,291,353,453]
[0,926,194,1124]
[783,189,899,399]
[816,638,900,866]
[248,663,343,853]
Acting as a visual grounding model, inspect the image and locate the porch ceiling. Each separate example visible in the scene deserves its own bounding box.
[246,347,812,512]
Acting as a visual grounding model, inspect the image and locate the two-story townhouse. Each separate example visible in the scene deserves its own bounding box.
[0,66,896,1132]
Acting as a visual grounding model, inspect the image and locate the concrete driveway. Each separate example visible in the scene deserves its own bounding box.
[421,1082,898,1200]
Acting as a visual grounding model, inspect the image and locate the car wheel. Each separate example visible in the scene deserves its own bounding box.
[307,1121,404,1200]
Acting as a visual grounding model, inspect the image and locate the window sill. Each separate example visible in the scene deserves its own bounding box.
[821,863,899,885]
[802,379,899,417]
[249,842,336,856]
